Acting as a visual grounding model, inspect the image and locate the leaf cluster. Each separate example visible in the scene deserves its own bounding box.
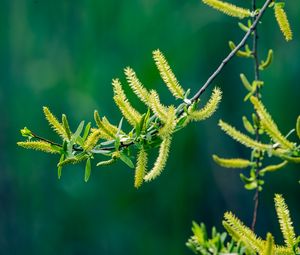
[18,50,222,187]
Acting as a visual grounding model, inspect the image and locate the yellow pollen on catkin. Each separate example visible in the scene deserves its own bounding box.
[202,0,252,19]
[274,4,293,41]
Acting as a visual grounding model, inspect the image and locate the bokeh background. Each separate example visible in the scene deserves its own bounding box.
[0,0,299,254]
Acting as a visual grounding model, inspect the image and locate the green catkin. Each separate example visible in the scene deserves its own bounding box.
[202,0,252,19]
[274,4,293,41]
[260,161,288,174]
[212,155,253,169]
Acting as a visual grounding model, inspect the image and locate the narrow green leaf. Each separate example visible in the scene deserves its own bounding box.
[120,152,134,168]
[62,114,72,140]
[84,158,91,182]
[296,115,300,139]
[57,154,65,179]
[83,122,91,141]
[72,121,85,142]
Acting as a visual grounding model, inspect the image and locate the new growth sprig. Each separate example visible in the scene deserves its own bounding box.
[18,0,278,188]
[187,195,300,255]
[18,50,222,187]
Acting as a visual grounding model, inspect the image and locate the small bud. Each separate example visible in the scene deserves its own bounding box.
[20,127,33,139]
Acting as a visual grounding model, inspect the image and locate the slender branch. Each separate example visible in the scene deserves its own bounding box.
[251,0,262,231]
[190,0,272,103]
[31,132,62,148]
[31,0,273,155]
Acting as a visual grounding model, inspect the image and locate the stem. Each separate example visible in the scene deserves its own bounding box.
[251,0,262,231]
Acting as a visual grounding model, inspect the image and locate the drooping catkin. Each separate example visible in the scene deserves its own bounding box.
[274,4,293,41]
[134,148,148,188]
[144,136,171,182]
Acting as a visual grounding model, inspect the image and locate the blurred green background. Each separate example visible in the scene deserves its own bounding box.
[0,0,299,254]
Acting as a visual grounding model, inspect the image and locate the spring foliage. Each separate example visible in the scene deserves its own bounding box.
[188,195,299,255]
[18,50,222,187]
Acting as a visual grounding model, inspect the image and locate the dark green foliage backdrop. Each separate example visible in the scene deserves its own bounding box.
[0,0,299,254]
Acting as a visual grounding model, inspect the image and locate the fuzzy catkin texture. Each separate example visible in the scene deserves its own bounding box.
[112,78,142,126]
[134,148,148,188]
[153,49,185,99]
[274,5,293,41]
[202,0,251,19]
[144,136,171,181]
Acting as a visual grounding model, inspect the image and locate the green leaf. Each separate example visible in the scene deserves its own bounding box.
[84,158,91,182]
[62,114,72,140]
[120,151,134,168]
[57,154,65,179]
[82,122,91,141]
[20,127,33,139]
[117,117,124,136]
[72,121,85,142]
[296,115,300,140]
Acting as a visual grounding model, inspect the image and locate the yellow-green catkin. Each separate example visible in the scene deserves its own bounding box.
[149,90,168,122]
[84,129,102,151]
[188,87,222,121]
[43,106,68,140]
[212,155,253,169]
[159,106,177,138]
[125,67,150,104]
[202,0,252,19]
[219,120,270,151]
[144,136,171,182]
[250,96,295,150]
[94,111,118,140]
[153,49,185,99]
[17,141,60,154]
[274,4,293,41]
[112,78,142,126]
[134,148,148,188]
[274,194,296,248]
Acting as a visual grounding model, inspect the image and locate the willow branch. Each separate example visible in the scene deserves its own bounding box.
[190,0,272,103]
